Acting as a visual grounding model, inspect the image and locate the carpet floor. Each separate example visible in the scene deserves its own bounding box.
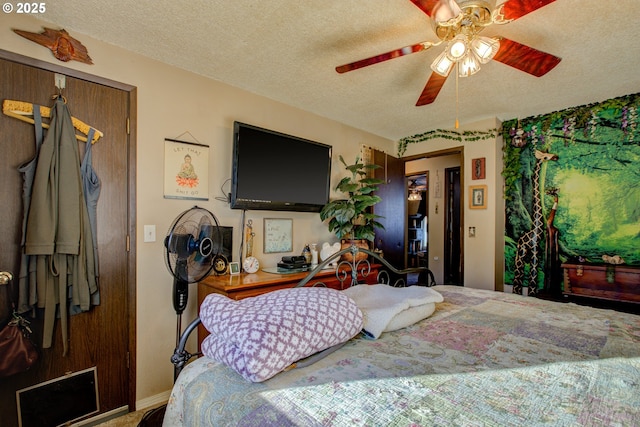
[95,404,166,427]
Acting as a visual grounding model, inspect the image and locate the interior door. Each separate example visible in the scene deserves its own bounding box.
[372,149,406,269]
[444,167,462,285]
[0,55,134,425]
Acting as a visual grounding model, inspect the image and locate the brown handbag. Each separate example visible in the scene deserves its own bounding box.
[0,271,39,378]
[0,313,39,377]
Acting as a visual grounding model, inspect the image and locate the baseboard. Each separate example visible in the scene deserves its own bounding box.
[136,390,171,411]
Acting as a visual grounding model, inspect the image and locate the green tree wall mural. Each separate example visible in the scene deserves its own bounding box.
[502,93,640,296]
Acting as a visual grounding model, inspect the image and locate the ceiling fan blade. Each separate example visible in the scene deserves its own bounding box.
[500,0,556,21]
[416,72,449,106]
[493,37,561,77]
[336,41,433,73]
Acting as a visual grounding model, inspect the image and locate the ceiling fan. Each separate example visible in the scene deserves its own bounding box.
[336,0,561,106]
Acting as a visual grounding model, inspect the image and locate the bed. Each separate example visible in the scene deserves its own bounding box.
[163,247,640,426]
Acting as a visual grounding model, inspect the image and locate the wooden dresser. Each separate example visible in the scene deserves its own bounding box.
[196,264,381,348]
[562,263,640,304]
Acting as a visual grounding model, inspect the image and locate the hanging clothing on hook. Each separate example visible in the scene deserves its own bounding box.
[16,104,45,314]
[2,98,103,143]
[77,126,101,309]
[24,96,98,355]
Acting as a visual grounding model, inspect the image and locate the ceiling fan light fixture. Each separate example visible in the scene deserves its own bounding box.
[433,0,463,25]
[431,50,454,76]
[446,35,468,60]
[471,36,500,63]
[408,191,422,201]
[458,51,481,77]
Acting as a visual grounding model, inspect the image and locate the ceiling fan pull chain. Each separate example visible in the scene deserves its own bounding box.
[455,63,460,129]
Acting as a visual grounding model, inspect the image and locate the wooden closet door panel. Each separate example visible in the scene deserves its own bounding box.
[0,58,132,426]
[372,149,407,269]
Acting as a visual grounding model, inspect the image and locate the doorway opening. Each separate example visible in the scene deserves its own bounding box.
[404,148,463,286]
[406,173,428,269]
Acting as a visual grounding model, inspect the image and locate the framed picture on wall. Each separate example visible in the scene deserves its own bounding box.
[164,138,209,200]
[469,185,487,209]
[264,218,293,253]
[471,157,486,180]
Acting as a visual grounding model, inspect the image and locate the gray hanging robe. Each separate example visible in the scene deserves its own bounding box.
[81,127,100,306]
[24,96,96,355]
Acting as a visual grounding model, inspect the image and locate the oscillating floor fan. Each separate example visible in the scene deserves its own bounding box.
[163,206,221,352]
[142,207,222,423]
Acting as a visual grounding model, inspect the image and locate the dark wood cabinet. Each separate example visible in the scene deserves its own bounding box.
[562,263,640,304]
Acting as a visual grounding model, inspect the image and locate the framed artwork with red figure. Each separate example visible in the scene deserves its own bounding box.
[472,157,485,180]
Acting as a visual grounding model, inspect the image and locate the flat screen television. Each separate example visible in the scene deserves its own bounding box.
[231,121,332,212]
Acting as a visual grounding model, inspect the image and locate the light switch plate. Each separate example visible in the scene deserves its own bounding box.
[143,225,156,242]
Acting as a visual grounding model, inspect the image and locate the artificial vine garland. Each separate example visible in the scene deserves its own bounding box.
[396,128,498,157]
[396,92,640,159]
[501,92,640,144]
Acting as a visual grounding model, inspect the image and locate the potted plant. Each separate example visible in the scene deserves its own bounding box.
[320,155,385,260]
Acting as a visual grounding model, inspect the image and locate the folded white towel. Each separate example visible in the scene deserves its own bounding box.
[342,284,443,339]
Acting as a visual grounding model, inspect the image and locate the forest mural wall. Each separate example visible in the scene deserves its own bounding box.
[502,93,640,296]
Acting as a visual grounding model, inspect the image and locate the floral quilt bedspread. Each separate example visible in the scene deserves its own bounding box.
[163,285,640,426]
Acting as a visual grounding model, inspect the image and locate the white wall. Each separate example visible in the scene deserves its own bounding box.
[0,14,395,405]
[402,118,503,291]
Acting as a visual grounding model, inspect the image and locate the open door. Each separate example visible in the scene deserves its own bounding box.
[444,166,463,285]
[371,149,406,269]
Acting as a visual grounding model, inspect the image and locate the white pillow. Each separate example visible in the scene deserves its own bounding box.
[200,287,363,382]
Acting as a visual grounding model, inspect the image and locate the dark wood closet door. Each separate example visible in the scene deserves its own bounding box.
[0,58,132,426]
[372,149,406,269]
[444,167,462,285]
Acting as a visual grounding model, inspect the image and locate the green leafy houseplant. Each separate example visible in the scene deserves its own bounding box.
[320,155,385,242]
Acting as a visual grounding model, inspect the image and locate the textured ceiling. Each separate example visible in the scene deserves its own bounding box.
[34,0,640,140]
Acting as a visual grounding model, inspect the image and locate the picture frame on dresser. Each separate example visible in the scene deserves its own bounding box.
[229,262,240,275]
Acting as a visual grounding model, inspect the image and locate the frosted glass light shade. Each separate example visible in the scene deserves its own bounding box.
[408,191,422,201]
[458,52,481,77]
[472,36,500,63]
[447,35,468,60]
[431,50,454,76]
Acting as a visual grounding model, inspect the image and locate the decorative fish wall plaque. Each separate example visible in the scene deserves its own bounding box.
[13,27,93,64]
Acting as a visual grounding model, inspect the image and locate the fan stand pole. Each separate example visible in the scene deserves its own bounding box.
[175,313,182,348]
[174,313,181,381]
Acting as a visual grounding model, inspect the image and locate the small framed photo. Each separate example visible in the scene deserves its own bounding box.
[471,157,485,180]
[469,185,487,209]
[229,262,240,275]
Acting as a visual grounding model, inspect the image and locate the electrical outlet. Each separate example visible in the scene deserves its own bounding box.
[143,225,156,243]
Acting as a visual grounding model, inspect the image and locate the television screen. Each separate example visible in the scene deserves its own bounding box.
[231,122,332,212]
